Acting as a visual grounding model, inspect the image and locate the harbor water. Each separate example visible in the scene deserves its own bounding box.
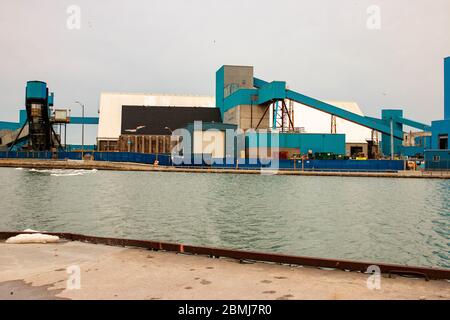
[0,167,449,268]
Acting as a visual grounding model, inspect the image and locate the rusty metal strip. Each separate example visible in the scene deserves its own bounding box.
[1,231,449,280]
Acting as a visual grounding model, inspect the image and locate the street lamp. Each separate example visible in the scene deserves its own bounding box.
[125,125,146,133]
[164,126,173,134]
[124,125,146,152]
[165,127,175,166]
[75,101,85,158]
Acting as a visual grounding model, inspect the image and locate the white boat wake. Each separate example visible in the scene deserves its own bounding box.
[28,168,97,176]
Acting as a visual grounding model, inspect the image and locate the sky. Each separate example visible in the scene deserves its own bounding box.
[0,0,449,144]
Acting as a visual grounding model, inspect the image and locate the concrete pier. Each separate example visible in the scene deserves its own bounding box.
[0,241,449,300]
[0,159,449,179]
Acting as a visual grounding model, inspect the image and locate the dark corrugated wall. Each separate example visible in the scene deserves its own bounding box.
[121,106,221,135]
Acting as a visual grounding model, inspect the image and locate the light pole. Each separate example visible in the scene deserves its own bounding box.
[75,101,85,158]
[164,126,173,134]
[165,126,174,166]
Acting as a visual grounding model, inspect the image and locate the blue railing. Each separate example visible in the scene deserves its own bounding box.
[207,159,404,172]
[424,150,450,170]
[0,151,53,159]
[93,152,171,165]
[0,151,406,172]
[172,157,404,172]
[425,160,450,170]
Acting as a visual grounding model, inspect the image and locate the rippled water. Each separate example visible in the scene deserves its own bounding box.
[0,167,449,268]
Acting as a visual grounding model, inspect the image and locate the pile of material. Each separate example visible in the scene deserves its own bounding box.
[5,229,59,244]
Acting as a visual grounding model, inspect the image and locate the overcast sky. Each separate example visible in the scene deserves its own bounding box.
[1,0,449,144]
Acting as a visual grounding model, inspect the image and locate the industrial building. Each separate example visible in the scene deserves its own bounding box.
[214,65,391,161]
[292,101,373,158]
[184,122,239,161]
[94,68,372,161]
[0,81,68,151]
[1,57,449,171]
[96,92,215,151]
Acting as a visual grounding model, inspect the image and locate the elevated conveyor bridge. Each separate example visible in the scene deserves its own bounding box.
[218,66,431,156]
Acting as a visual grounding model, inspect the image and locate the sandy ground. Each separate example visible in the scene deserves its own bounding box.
[0,241,449,300]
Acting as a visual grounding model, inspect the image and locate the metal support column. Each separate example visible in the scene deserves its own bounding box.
[281,100,295,131]
[331,115,337,134]
[390,118,394,160]
[64,123,67,151]
[255,103,271,129]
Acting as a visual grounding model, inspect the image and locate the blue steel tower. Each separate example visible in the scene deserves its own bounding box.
[25,81,55,151]
[9,81,59,151]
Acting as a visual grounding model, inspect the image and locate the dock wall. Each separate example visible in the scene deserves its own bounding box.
[0,151,406,172]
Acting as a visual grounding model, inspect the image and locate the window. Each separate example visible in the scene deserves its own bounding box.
[438,134,448,150]
[433,155,440,162]
[350,146,363,157]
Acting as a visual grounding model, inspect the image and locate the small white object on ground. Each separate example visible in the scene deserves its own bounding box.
[23,229,40,233]
[6,233,60,244]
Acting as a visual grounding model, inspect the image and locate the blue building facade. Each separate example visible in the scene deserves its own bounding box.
[246,132,346,155]
[430,57,450,150]
[424,150,450,170]
[381,109,404,156]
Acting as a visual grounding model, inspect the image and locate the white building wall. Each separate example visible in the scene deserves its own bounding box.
[193,130,225,158]
[98,92,215,140]
[293,101,373,143]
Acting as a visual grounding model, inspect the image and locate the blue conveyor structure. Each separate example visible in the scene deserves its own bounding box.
[2,93,99,151]
[218,67,431,156]
[11,81,57,151]
[253,77,430,139]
